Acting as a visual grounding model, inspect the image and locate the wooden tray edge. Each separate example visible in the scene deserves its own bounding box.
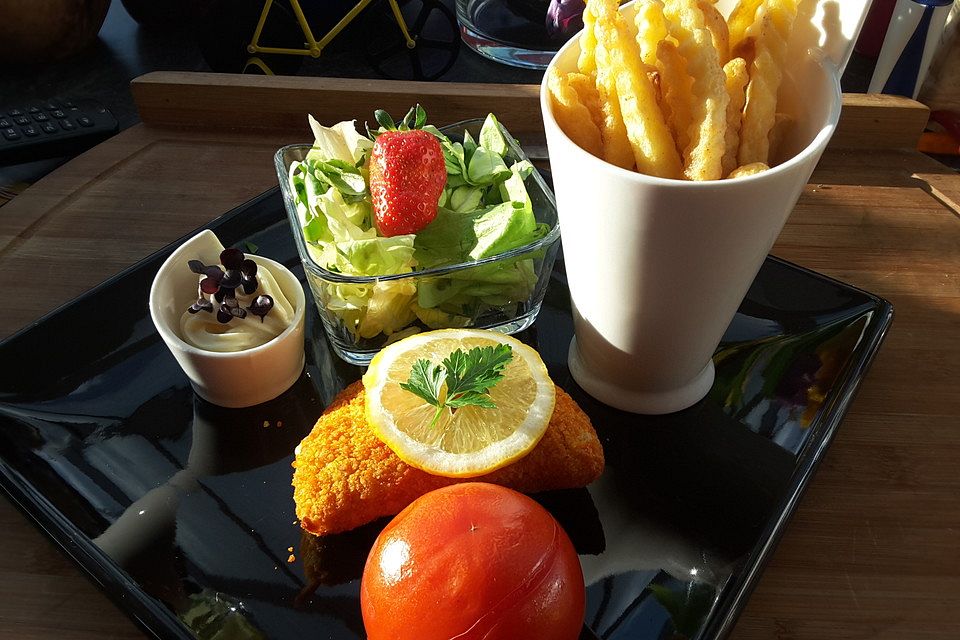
[130,72,930,151]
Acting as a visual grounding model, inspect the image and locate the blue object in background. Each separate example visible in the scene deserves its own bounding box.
[869,0,954,98]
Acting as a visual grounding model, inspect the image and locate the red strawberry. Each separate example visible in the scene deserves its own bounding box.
[369,129,447,237]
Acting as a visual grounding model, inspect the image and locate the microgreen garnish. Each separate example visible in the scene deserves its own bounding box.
[400,344,514,428]
[186,248,273,324]
[247,295,274,322]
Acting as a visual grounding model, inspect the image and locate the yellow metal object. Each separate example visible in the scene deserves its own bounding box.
[246,0,416,62]
[386,0,417,48]
[243,56,275,75]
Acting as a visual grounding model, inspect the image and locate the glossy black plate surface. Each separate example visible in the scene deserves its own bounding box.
[0,187,892,640]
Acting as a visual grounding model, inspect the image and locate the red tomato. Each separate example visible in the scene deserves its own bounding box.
[360,483,585,640]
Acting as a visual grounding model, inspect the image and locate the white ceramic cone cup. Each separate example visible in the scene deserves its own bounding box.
[541,2,847,414]
[149,230,306,408]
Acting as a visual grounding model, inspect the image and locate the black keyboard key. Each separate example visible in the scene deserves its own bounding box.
[40,123,57,134]
[27,106,40,114]
[0,119,9,128]
[13,116,29,126]
[8,108,23,117]
[60,119,76,131]
[51,110,66,119]
[77,116,93,127]
[65,102,79,111]
[42,102,58,111]
[22,125,39,137]
[3,128,20,141]
[33,113,49,122]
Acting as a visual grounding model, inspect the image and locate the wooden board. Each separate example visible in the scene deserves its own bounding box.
[129,72,932,149]
[1,73,959,640]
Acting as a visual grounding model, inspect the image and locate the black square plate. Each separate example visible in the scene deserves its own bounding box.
[0,187,892,640]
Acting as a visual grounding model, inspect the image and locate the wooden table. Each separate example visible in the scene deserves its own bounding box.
[1,73,958,639]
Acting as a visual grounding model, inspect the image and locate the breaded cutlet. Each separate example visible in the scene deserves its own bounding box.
[293,381,604,536]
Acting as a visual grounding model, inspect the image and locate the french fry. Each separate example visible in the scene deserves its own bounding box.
[595,42,645,170]
[646,65,664,111]
[547,68,604,159]
[578,2,598,75]
[721,57,748,177]
[698,0,729,63]
[738,1,798,166]
[727,0,763,49]
[634,0,671,126]
[579,0,636,169]
[656,40,694,154]
[730,35,756,68]
[767,0,800,33]
[767,112,793,163]
[592,0,681,178]
[728,162,769,178]
[560,0,801,180]
[566,72,606,133]
[634,0,670,66]
[738,44,778,165]
[663,0,728,180]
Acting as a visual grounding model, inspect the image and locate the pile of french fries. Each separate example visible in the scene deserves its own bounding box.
[548,0,799,181]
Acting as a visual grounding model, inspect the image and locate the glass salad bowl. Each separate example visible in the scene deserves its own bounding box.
[275,117,561,365]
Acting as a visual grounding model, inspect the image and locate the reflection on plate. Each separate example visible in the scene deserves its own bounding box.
[0,188,891,640]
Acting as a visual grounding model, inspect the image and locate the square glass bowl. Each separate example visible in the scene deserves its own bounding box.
[275,118,561,365]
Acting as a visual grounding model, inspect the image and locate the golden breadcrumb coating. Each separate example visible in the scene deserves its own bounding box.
[292,381,604,536]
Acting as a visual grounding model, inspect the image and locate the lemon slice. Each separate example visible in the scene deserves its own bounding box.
[362,329,556,478]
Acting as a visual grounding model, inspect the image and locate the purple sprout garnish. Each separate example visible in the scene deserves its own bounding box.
[186,249,273,323]
[247,295,274,322]
[218,302,247,323]
[240,259,258,295]
[219,248,244,269]
[190,260,224,295]
[220,269,242,289]
[188,298,214,314]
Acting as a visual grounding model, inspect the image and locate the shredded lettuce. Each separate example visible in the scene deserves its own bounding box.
[290,111,547,341]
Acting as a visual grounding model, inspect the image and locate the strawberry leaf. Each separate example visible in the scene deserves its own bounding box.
[374,109,396,131]
[400,105,417,130]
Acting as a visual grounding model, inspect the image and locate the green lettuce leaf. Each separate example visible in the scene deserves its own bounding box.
[468,201,536,260]
[448,185,484,213]
[332,235,416,277]
[307,115,372,165]
[479,113,509,157]
[466,146,511,185]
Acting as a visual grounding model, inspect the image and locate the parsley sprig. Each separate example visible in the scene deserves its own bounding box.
[400,344,514,428]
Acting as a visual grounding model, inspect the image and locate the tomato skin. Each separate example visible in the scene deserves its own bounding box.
[360,483,585,640]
